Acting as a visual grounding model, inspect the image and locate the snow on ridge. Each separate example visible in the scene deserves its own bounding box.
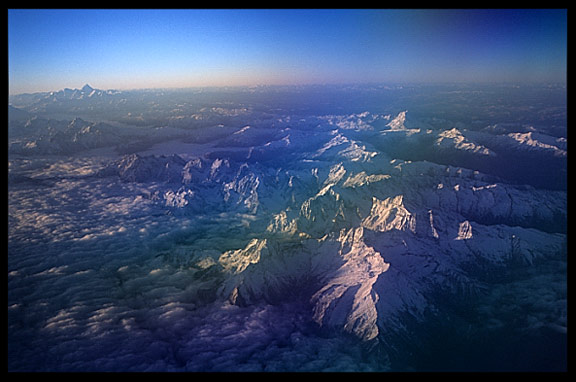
[455,220,473,240]
[507,131,567,156]
[208,154,566,341]
[435,128,496,157]
[386,110,408,130]
[362,195,417,234]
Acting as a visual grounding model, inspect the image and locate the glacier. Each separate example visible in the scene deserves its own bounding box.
[8,83,567,371]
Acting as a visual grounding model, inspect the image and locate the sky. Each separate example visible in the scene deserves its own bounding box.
[8,9,567,94]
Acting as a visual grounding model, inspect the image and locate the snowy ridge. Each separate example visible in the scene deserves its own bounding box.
[47,84,118,101]
[386,110,408,130]
[435,128,496,157]
[202,145,565,341]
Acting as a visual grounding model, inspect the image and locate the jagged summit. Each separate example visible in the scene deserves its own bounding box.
[386,110,408,130]
[32,84,120,103]
[81,84,94,93]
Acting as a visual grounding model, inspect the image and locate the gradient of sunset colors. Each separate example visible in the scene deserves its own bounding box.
[8,9,567,94]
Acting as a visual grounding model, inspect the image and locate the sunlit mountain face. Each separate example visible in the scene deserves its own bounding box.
[8,83,566,371]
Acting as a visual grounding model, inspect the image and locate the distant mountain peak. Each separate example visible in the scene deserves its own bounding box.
[386,110,408,130]
[81,84,94,93]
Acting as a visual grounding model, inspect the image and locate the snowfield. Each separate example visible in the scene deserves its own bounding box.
[8,84,567,371]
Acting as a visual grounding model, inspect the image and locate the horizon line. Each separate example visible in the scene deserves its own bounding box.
[9,79,568,96]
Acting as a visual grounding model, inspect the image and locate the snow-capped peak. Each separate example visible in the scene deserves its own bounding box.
[81,84,94,93]
[386,110,408,130]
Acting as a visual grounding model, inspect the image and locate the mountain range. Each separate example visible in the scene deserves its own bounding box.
[8,84,567,371]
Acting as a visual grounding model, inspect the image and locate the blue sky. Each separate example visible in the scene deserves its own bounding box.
[8,9,567,94]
